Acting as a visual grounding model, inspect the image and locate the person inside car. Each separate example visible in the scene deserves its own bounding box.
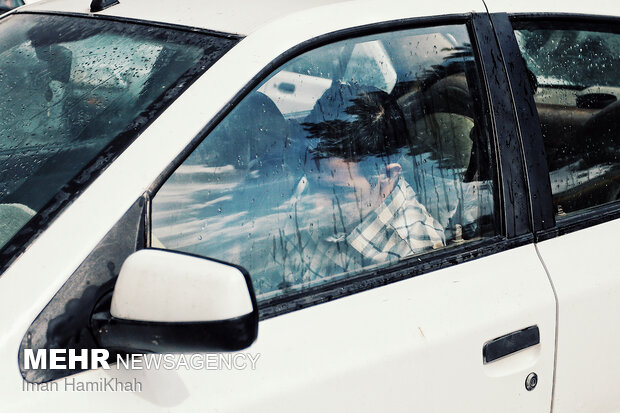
[274,82,445,286]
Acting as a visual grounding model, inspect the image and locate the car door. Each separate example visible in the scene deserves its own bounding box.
[142,14,556,412]
[3,9,556,413]
[488,9,620,413]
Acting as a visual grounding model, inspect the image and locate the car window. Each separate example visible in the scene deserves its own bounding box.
[152,24,497,302]
[0,0,22,12]
[514,23,620,217]
[0,14,236,255]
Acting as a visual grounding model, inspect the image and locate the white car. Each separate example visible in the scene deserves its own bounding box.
[0,0,619,411]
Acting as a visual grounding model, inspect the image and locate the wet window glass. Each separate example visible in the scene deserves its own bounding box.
[152,25,496,301]
[0,0,22,12]
[0,14,234,252]
[514,24,620,217]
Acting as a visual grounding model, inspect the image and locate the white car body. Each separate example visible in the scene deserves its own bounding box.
[0,0,618,411]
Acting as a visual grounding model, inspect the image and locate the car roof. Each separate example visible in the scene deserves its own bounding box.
[485,0,620,16]
[19,0,620,36]
[20,0,353,35]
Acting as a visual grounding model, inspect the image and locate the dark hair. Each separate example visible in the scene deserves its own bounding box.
[301,83,408,162]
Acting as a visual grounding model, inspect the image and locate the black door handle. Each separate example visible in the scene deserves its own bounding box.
[483,325,540,363]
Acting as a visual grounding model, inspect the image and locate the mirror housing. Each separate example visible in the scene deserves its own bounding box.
[91,249,258,353]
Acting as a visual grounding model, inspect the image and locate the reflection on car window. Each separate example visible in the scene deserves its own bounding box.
[152,25,496,301]
[0,14,235,253]
[0,0,22,11]
[515,25,620,217]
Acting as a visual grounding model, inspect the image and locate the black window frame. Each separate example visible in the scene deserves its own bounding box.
[496,13,620,242]
[147,13,534,320]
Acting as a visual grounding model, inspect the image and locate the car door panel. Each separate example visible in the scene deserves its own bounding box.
[129,244,556,412]
[536,221,620,413]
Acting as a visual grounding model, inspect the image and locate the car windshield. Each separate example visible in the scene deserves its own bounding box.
[0,13,236,256]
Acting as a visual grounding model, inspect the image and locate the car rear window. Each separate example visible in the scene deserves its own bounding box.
[0,13,238,266]
[514,22,620,217]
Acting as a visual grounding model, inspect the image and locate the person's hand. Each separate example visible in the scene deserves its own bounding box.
[378,163,402,200]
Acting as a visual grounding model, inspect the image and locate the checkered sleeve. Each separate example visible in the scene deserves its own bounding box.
[277,201,358,285]
[276,176,445,288]
[347,177,445,261]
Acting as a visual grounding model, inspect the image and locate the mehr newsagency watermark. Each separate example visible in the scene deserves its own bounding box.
[22,349,261,392]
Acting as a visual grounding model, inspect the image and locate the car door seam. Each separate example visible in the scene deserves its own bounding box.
[535,243,559,413]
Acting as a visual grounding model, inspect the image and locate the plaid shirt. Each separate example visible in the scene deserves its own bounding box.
[279,176,445,286]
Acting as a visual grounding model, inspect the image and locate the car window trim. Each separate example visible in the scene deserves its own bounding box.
[509,13,620,27]
[146,13,533,319]
[488,13,556,234]
[471,13,532,239]
[536,203,620,242]
[504,14,620,241]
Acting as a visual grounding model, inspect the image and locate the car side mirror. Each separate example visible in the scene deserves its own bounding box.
[91,249,258,353]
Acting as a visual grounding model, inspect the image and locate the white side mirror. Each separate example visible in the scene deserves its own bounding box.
[92,249,258,353]
[111,249,253,322]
